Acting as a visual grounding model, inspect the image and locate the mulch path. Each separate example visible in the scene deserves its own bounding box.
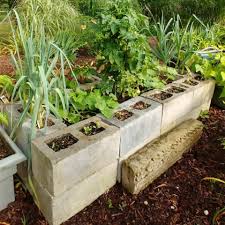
[0,106,224,225]
[0,55,15,76]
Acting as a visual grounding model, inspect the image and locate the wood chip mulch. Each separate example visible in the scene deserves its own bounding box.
[0,106,224,225]
[0,55,15,77]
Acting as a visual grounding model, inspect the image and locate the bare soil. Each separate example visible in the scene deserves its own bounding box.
[132,101,150,110]
[183,79,199,86]
[0,136,13,160]
[0,55,15,76]
[115,109,133,121]
[152,91,173,101]
[47,133,78,152]
[166,86,186,94]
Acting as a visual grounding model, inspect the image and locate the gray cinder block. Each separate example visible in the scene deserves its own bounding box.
[98,96,162,158]
[33,162,117,225]
[32,116,120,196]
[142,77,215,134]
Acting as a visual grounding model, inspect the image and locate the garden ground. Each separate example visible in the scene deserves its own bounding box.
[0,107,224,225]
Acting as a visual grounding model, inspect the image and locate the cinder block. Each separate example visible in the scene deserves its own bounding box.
[3,104,66,158]
[142,78,215,134]
[174,76,215,111]
[2,103,66,183]
[122,119,203,194]
[32,116,120,196]
[33,162,117,225]
[98,96,162,158]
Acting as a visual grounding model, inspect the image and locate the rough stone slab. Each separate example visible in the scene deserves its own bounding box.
[0,176,15,211]
[98,96,162,158]
[33,162,117,225]
[32,116,120,196]
[122,119,203,195]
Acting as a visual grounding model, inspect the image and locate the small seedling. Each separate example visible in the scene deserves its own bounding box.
[21,214,28,225]
[199,110,209,119]
[81,122,104,136]
[107,198,113,209]
[221,138,225,150]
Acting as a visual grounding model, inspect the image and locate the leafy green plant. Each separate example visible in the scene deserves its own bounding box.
[10,10,76,141]
[94,0,165,98]
[0,112,8,125]
[67,89,119,120]
[0,74,14,99]
[190,53,225,97]
[148,15,197,71]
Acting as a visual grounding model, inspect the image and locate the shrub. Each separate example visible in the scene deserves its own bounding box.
[141,0,225,24]
[17,0,80,38]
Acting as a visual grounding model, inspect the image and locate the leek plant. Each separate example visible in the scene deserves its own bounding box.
[10,10,77,144]
[149,15,203,71]
[10,10,77,139]
[8,10,77,204]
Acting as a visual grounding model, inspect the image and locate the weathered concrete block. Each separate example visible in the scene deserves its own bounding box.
[122,119,203,194]
[32,116,120,196]
[2,103,66,183]
[33,162,117,225]
[3,103,66,158]
[98,96,162,158]
[174,76,215,111]
[142,78,215,134]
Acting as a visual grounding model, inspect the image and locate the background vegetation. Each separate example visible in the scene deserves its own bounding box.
[140,0,225,24]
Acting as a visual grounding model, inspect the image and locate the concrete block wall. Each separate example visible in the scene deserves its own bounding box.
[0,75,215,224]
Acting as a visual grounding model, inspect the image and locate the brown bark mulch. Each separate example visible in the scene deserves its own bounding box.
[0,106,224,225]
[0,55,15,77]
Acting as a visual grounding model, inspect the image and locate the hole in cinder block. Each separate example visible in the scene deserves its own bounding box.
[0,136,14,160]
[166,86,186,94]
[179,84,189,89]
[194,75,204,81]
[47,133,78,152]
[37,118,55,129]
[18,107,23,113]
[115,109,133,121]
[183,79,199,86]
[80,122,105,136]
[132,101,151,110]
[151,92,173,101]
